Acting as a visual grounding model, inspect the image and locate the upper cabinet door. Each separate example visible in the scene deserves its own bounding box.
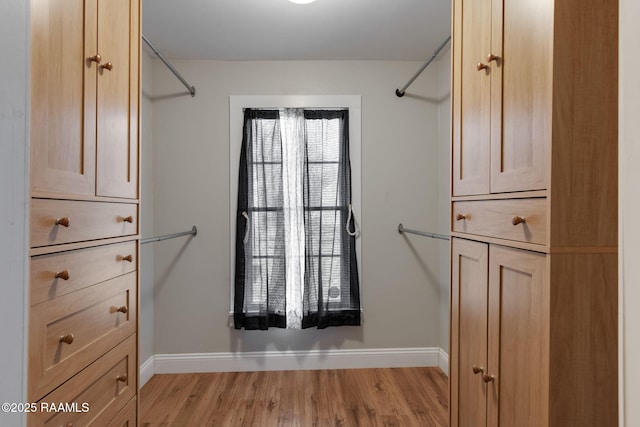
[30,0,139,200]
[453,0,551,196]
[95,0,139,199]
[489,0,551,193]
[30,0,97,197]
[452,0,492,196]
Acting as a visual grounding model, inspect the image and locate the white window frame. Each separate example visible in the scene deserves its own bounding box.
[229,95,362,312]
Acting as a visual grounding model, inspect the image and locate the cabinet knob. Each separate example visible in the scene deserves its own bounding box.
[512,216,527,226]
[487,53,500,63]
[456,213,468,221]
[115,305,128,314]
[116,374,128,383]
[55,217,70,227]
[482,373,495,383]
[121,215,134,223]
[59,333,74,345]
[100,62,113,71]
[477,62,489,71]
[121,254,133,262]
[88,54,102,64]
[55,270,70,281]
[472,365,484,375]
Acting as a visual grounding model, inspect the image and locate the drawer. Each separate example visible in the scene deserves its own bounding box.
[31,241,137,305]
[105,397,137,427]
[452,198,547,245]
[31,199,138,248]
[29,272,137,401]
[28,335,137,427]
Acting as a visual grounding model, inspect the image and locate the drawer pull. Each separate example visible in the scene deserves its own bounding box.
[115,305,128,314]
[116,374,128,383]
[88,53,102,64]
[482,373,495,383]
[487,53,500,63]
[54,270,70,280]
[456,213,468,221]
[477,62,489,71]
[472,365,484,375]
[59,333,74,345]
[121,215,134,223]
[512,216,527,226]
[55,217,70,227]
[121,254,133,262]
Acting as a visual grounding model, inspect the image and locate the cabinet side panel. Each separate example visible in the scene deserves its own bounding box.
[549,253,617,426]
[549,0,618,248]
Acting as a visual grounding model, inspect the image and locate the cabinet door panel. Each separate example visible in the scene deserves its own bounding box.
[96,0,139,198]
[451,238,489,427]
[30,0,97,197]
[452,0,491,196]
[487,246,549,427]
[490,0,552,193]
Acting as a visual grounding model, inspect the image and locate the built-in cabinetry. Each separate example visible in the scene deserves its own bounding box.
[450,0,618,425]
[28,0,140,425]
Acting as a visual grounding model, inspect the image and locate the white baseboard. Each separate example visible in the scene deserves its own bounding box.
[140,355,155,388]
[143,347,448,376]
[438,348,449,376]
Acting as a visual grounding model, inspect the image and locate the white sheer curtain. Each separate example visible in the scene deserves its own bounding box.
[279,108,306,329]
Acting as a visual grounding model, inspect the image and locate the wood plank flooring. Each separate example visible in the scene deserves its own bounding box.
[140,367,448,426]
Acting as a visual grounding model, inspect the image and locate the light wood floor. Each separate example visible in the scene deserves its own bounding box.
[140,367,448,426]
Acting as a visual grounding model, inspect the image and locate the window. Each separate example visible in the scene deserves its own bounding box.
[230,100,361,330]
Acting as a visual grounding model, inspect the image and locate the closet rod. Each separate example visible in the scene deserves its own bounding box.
[142,33,196,97]
[395,35,451,97]
[141,226,198,245]
[398,223,449,241]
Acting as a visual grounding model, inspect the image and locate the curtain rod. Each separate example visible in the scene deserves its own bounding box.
[141,226,198,245]
[398,223,449,241]
[142,33,196,97]
[395,35,451,97]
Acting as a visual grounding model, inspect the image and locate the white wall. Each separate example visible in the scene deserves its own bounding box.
[140,50,155,365]
[0,1,28,426]
[620,0,640,424]
[149,60,447,357]
[437,49,452,356]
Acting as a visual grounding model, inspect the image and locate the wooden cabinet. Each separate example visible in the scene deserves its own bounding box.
[451,240,549,427]
[30,0,139,200]
[452,0,616,197]
[450,0,618,425]
[452,0,553,195]
[28,0,140,425]
[451,239,617,426]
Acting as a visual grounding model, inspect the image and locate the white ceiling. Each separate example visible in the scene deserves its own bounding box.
[142,0,452,61]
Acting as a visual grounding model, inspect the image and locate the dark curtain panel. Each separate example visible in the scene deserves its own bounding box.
[234,109,286,329]
[234,109,360,330]
[301,110,360,328]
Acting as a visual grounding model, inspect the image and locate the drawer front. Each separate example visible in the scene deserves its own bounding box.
[29,273,137,401]
[31,199,138,247]
[105,397,137,427]
[452,198,547,245]
[31,241,137,305]
[28,335,137,427]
